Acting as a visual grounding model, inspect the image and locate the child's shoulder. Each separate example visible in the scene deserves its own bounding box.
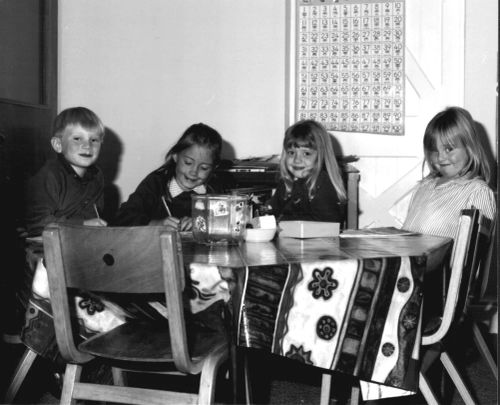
[463,177,495,194]
[31,157,65,179]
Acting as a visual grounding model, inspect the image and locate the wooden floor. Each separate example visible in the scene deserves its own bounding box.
[1,333,497,405]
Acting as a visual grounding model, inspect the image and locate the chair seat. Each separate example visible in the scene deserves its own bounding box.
[79,320,227,364]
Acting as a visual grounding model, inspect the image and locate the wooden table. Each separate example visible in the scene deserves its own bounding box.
[181,233,452,397]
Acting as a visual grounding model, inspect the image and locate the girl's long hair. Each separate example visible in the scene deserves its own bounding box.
[423,107,491,183]
[156,123,222,180]
[279,120,347,202]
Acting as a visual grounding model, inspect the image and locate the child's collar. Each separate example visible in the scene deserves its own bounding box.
[57,154,98,180]
[168,177,206,198]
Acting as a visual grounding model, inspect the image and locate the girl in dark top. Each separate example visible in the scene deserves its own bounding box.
[267,120,347,225]
[113,123,223,230]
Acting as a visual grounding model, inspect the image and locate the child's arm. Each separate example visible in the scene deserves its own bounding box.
[150,216,192,231]
[25,171,65,235]
[469,182,496,221]
[113,173,163,226]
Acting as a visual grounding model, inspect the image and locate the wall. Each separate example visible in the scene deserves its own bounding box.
[464,0,498,151]
[59,0,287,202]
[59,0,498,224]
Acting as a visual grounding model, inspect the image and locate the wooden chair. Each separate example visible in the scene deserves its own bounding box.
[445,214,497,387]
[3,237,47,404]
[23,223,228,405]
[463,219,497,380]
[416,209,486,405]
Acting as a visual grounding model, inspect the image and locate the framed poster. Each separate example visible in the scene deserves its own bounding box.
[286,0,405,135]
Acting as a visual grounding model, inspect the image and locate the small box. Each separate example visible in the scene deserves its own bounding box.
[191,194,249,245]
[278,221,340,238]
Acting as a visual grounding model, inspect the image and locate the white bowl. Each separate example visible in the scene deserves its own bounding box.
[244,227,276,243]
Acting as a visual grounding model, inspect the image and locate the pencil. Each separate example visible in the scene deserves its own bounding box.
[93,203,100,219]
[161,196,172,217]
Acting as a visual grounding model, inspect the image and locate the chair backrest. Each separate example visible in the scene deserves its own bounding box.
[422,209,486,345]
[469,218,497,305]
[344,164,360,230]
[452,209,490,323]
[43,223,195,370]
[159,231,205,374]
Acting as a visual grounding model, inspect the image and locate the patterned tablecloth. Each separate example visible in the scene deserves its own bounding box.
[21,234,452,399]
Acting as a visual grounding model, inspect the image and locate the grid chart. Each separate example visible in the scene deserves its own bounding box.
[295,0,405,135]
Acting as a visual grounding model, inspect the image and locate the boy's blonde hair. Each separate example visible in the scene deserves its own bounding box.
[423,106,491,183]
[53,107,105,139]
[279,120,347,202]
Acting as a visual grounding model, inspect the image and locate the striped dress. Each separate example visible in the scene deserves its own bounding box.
[402,176,496,239]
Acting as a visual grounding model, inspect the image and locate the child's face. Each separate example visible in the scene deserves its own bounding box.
[430,137,469,180]
[173,144,214,191]
[51,124,102,177]
[285,146,318,179]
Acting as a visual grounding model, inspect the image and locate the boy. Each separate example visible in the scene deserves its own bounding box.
[25,107,107,236]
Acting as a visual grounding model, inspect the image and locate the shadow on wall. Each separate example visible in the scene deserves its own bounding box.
[97,128,123,222]
[221,139,236,161]
[474,121,497,189]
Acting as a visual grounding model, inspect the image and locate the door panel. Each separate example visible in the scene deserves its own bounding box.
[0,0,57,333]
[0,0,58,223]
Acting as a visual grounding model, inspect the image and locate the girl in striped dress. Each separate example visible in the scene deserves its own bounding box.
[403,106,496,239]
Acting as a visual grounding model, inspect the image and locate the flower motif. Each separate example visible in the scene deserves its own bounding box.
[381,342,395,357]
[402,313,418,330]
[316,315,337,340]
[285,344,313,365]
[308,267,338,300]
[78,296,104,315]
[397,277,411,293]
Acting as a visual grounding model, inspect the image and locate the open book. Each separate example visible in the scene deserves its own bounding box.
[340,227,419,238]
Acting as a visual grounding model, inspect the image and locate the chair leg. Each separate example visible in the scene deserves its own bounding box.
[60,363,82,405]
[243,351,253,405]
[419,372,440,405]
[440,352,475,405]
[320,373,331,405]
[472,322,498,379]
[112,367,128,386]
[350,385,360,405]
[198,344,228,405]
[3,347,38,403]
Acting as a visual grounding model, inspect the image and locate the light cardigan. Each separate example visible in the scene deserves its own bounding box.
[402,176,496,239]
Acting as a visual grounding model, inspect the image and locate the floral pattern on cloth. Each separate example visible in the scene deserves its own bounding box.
[235,256,426,397]
[30,258,127,334]
[188,263,230,314]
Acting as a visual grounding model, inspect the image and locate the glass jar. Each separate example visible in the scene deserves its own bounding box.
[191,194,248,245]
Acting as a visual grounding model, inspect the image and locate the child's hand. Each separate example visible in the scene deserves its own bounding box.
[178,216,193,231]
[84,218,108,227]
[162,216,192,231]
[163,216,181,231]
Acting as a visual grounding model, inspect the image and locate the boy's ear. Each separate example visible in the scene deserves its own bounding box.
[173,153,178,163]
[51,137,62,153]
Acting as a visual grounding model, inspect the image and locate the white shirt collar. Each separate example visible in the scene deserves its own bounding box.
[168,177,206,198]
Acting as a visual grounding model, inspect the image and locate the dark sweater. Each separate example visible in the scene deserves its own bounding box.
[268,171,345,224]
[25,155,104,236]
[112,169,220,226]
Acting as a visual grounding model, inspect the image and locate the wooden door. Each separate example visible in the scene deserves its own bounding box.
[0,0,58,224]
[0,0,57,335]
